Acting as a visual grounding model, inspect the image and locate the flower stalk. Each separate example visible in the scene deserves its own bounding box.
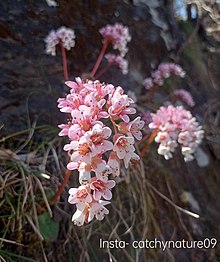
[90,39,109,78]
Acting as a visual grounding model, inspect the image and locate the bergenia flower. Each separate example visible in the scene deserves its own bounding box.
[85,124,113,154]
[105,53,128,74]
[64,136,96,164]
[90,177,116,201]
[108,87,136,122]
[58,77,143,226]
[71,201,111,226]
[68,185,92,210]
[143,78,154,90]
[149,105,204,161]
[99,23,131,57]
[119,117,145,140]
[107,152,121,177]
[56,26,75,50]
[143,63,185,89]
[45,26,75,56]
[90,200,110,221]
[174,89,195,107]
[45,30,59,56]
[113,134,139,168]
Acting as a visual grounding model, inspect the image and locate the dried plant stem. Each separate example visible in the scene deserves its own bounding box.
[165,175,193,240]
[147,181,200,219]
[60,42,69,81]
[90,39,109,77]
[0,238,24,246]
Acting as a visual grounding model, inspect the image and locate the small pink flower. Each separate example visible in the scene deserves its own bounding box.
[85,124,113,154]
[89,157,111,181]
[152,70,164,85]
[64,136,97,164]
[56,26,75,50]
[65,77,84,93]
[45,27,75,56]
[113,135,139,168]
[57,93,82,113]
[90,177,115,201]
[89,200,111,221]
[113,135,135,159]
[158,63,185,78]
[126,117,145,140]
[99,23,131,57]
[108,87,136,122]
[155,131,170,144]
[105,53,128,74]
[72,200,110,226]
[58,123,71,137]
[71,208,87,226]
[178,131,192,145]
[68,185,92,211]
[70,106,103,134]
[107,152,120,177]
[143,78,154,90]
[78,162,91,184]
[174,89,195,107]
[142,63,185,89]
[149,105,204,161]
[45,30,59,56]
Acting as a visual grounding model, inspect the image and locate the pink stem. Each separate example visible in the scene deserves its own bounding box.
[49,167,71,203]
[95,63,111,79]
[60,42,69,81]
[90,39,109,78]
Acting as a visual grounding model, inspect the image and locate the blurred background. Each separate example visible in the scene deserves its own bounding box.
[1,0,220,261]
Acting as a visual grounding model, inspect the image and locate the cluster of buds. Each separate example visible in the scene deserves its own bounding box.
[45,26,75,56]
[93,23,131,76]
[99,23,131,57]
[149,105,204,162]
[58,77,144,226]
[143,63,185,89]
[173,89,195,107]
[105,53,128,75]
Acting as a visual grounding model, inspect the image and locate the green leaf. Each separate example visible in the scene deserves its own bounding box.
[38,212,59,241]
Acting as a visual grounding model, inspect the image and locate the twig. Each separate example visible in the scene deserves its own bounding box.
[146,181,200,219]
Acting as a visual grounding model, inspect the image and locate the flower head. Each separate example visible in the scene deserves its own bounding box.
[56,26,75,50]
[68,185,92,210]
[58,77,142,225]
[90,177,115,201]
[45,26,75,56]
[105,53,128,74]
[99,23,131,57]
[174,89,195,107]
[143,63,185,89]
[149,105,204,161]
[45,30,59,56]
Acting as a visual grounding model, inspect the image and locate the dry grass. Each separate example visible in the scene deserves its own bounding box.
[0,98,220,262]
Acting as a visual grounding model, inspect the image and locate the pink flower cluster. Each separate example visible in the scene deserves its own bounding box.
[149,105,204,162]
[174,89,195,107]
[45,26,75,56]
[143,63,185,89]
[99,23,131,57]
[58,77,144,226]
[105,53,128,75]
